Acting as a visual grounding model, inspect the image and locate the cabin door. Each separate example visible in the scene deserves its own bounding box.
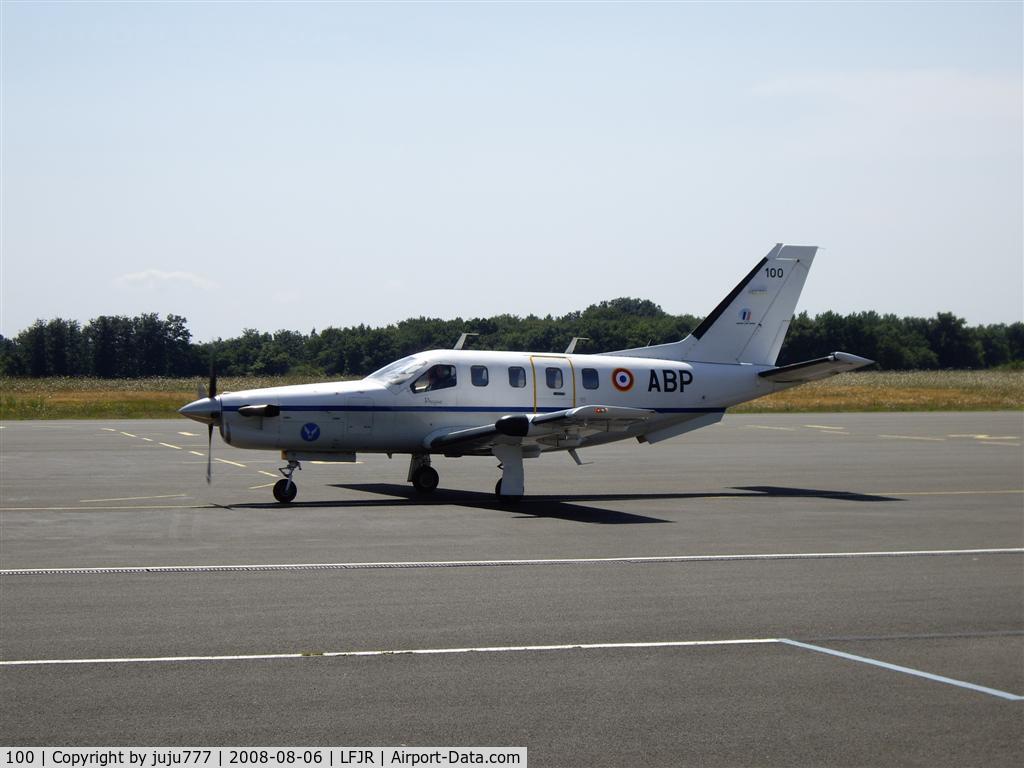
[529,355,575,412]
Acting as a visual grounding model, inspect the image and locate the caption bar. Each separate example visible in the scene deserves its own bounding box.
[2,750,526,768]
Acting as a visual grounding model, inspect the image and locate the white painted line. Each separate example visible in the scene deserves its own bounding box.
[215,458,247,468]
[258,470,278,478]
[779,638,1024,701]
[0,504,216,512]
[178,431,198,436]
[805,425,846,431]
[159,442,182,450]
[102,428,117,432]
[80,494,188,503]
[189,450,205,456]
[0,638,779,667]
[948,434,1020,440]
[249,483,276,490]
[141,437,154,442]
[120,432,137,438]
[879,434,945,442]
[745,425,796,432]
[3,548,1020,577]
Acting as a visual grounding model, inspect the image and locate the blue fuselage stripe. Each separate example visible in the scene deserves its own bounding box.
[223,404,725,415]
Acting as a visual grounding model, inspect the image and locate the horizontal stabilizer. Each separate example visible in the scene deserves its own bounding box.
[758,352,874,384]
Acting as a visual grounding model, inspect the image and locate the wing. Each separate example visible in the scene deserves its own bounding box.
[427,405,655,455]
[758,352,874,384]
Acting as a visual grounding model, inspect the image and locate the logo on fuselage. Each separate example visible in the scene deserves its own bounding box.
[301,423,321,442]
[612,368,635,392]
[739,308,753,323]
[648,369,693,393]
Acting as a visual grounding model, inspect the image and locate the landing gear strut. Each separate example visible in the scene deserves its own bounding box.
[408,454,439,493]
[493,445,524,500]
[273,459,301,503]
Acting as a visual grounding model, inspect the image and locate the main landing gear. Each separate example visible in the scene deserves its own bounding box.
[408,454,439,493]
[273,458,301,503]
[408,450,525,500]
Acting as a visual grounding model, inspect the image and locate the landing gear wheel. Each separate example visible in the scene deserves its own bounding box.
[273,479,298,503]
[411,465,439,493]
[495,479,502,496]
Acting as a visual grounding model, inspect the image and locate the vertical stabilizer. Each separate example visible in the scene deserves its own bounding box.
[609,244,817,365]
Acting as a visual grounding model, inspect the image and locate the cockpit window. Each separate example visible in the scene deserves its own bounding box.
[411,364,458,393]
[367,355,427,386]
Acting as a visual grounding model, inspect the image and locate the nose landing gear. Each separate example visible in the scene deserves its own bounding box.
[273,459,301,503]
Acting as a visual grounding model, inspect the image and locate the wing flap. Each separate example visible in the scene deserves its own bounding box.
[426,405,655,454]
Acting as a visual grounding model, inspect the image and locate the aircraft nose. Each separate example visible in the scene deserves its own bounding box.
[178,397,221,424]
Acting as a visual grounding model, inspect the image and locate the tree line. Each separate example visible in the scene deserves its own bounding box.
[1,300,1021,378]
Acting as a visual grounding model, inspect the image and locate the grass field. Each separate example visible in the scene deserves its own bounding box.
[1,371,1022,420]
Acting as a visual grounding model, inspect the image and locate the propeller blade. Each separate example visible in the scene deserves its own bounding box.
[207,422,213,484]
[208,355,217,400]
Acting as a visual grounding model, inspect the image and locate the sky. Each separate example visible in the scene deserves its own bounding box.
[2,0,1021,342]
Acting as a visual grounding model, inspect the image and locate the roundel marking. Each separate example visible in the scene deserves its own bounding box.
[612,368,635,392]
[300,422,321,442]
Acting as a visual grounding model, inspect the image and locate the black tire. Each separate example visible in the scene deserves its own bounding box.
[273,478,298,503]
[495,479,502,496]
[411,465,439,493]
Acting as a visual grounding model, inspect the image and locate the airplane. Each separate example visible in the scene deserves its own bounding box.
[179,244,873,503]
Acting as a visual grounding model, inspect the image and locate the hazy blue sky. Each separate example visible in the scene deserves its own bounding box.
[2,1,1021,342]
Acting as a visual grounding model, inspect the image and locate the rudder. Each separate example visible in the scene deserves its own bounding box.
[609,244,817,365]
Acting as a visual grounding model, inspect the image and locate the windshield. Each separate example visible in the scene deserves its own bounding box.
[367,355,428,386]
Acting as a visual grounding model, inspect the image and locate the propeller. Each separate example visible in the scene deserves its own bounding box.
[206,356,217,484]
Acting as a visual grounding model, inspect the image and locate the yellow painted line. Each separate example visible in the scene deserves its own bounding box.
[189,450,205,456]
[882,490,1024,497]
[745,425,796,432]
[159,442,182,450]
[120,432,137,438]
[878,434,945,442]
[805,425,846,431]
[80,494,188,503]
[215,457,247,468]
[258,470,279,478]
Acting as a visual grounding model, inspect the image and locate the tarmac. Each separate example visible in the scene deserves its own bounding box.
[1,412,1022,766]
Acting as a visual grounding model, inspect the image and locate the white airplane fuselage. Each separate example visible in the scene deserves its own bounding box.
[217,350,771,455]
[179,244,874,501]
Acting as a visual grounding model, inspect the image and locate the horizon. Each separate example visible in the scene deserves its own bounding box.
[4,296,1018,346]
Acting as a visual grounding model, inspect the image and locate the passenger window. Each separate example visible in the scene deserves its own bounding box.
[471,365,489,387]
[582,368,599,390]
[508,366,526,388]
[410,364,457,393]
[546,367,563,389]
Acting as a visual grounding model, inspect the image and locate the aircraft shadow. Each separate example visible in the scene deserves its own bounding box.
[222,483,899,525]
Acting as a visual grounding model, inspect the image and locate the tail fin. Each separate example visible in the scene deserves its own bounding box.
[610,244,816,365]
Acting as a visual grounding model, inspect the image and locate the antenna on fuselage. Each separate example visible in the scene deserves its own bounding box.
[565,337,590,354]
[454,332,479,350]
